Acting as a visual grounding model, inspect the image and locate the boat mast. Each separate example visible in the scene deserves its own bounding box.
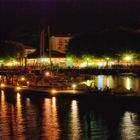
[40,29,45,58]
[48,26,52,70]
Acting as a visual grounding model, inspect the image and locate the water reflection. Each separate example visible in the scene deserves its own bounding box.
[51,97,60,139]
[0,90,8,139]
[97,75,103,90]
[120,112,140,140]
[15,93,25,139]
[104,75,132,90]
[1,90,5,111]
[96,75,114,90]
[125,77,132,90]
[1,85,140,139]
[70,100,81,140]
[0,91,25,140]
[42,98,60,140]
[83,75,140,92]
[24,95,41,140]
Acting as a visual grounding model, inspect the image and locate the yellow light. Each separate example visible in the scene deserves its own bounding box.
[79,62,87,68]
[7,62,13,66]
[72,84,77,89]
[52,97,56,106]
[41,58,48,62]
[17,92,21,99]
[1,83,5,88]
[124,56,132,61]
[67,57,73,61]
[126,77,131,90]
[52,89,56,94]
[106,57,110,60]
[97,62,104,67]
[13,61,18,65]
[16,86,21,91]
[122,53,136,61]
[21,77,25,81]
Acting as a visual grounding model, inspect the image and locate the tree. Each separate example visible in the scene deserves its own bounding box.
[0,41,25,63]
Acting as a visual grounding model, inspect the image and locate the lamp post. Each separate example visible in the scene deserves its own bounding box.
[105,57,110,69]
[123,54,134,67]
[82,55,93,68]
[48,26,53,70]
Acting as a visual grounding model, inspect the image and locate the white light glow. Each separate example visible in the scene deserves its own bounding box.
[72,84,77,89]
[126,77,131,90]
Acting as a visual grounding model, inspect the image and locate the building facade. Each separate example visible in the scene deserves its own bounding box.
[50,35,71,54]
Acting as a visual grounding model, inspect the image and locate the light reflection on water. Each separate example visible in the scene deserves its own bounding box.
[120,112,140,140]
[0,90,8,139]
[125,77,131,90]
[83,75,139,91]
[70,100,81,140]
[1,74,140,139]
[0,91,25,140]
[15,93,25,140]
[41,98,60,140]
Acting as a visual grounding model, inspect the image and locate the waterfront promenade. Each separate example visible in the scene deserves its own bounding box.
[58,67,140,75]
[0,67,140,75]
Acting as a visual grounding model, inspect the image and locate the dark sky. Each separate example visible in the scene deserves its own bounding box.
[1,0,140,40]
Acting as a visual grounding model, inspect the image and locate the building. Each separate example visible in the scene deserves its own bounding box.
[27,50,66,68]
[50,35,71,54]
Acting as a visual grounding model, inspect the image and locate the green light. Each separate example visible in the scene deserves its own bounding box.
[106,57,110,60]
[122,54,134,61]
[82,55,93,61]
[67,57,73,61]
[124,55,132,61]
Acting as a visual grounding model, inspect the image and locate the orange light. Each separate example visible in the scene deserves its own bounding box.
[52,89,56,94]
[1,83,5,88]
[21,77,25,81]
[45,72,50,76]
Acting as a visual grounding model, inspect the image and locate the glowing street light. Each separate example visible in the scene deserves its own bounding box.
[123,55,133,61]
[72,84,77,89]
[122,53,136,62]
[66,56,74,68]
[82,54,94,67]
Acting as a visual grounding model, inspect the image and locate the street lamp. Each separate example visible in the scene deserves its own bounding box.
[122,52,137,66]
[105,57,110,68]
[82,54,94,67]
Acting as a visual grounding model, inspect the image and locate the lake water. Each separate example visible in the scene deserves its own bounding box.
[1,75,140,140]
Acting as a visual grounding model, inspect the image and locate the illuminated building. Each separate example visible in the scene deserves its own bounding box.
[26,35,71,67]
[50,35,72,54]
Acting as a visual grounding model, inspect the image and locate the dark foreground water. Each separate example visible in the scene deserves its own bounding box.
[1,90,140,140]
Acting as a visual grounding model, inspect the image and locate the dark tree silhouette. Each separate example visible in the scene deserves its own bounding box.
[67,28,140,59]
[0,41,25,60]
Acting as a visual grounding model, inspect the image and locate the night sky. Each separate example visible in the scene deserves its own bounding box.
[0,0,140,40]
